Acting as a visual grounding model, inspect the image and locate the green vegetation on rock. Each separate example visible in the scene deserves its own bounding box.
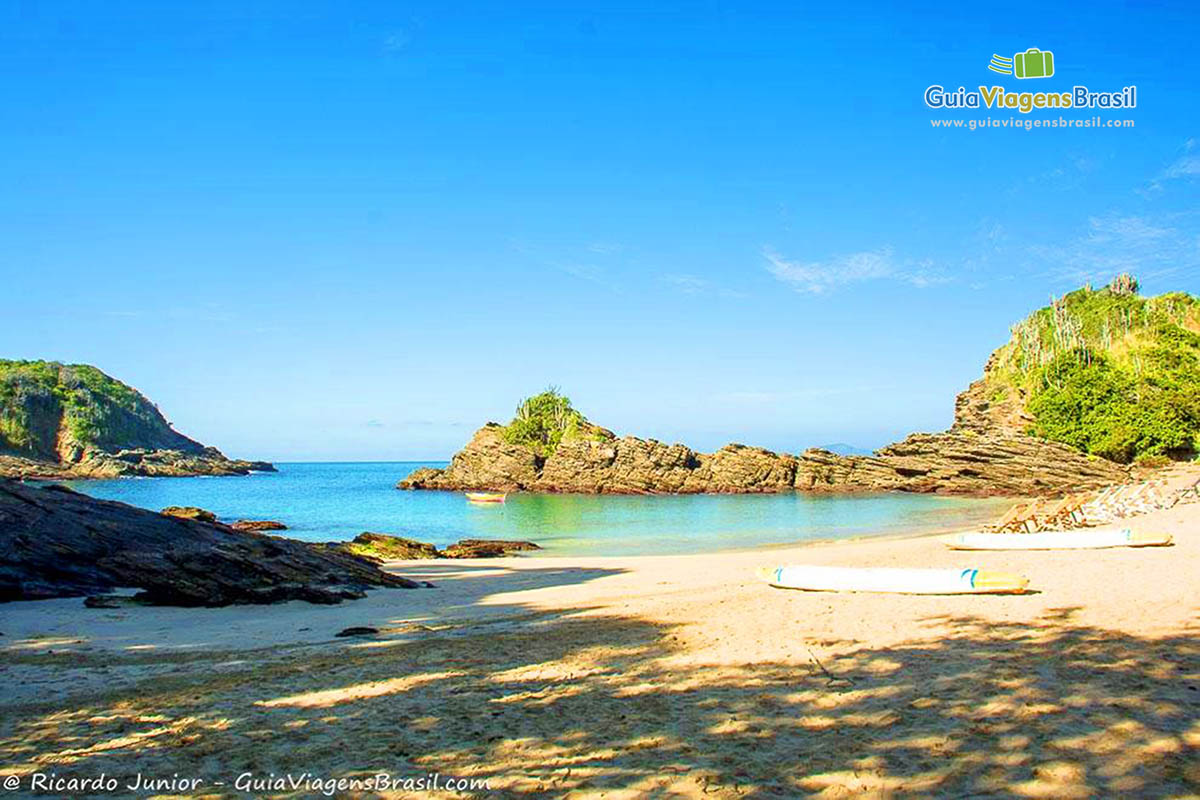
[0,359,202,461]
[501,387,601,458]
[982,276,1200,463]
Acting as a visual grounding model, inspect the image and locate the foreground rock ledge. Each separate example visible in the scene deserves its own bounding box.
[0,480,418,606]
[398,424,1129,497]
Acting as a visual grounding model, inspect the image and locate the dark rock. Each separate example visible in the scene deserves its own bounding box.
[338,532,441,561]
[397,423,540,491]
[441,539,542,559]
[0,479,418,606]
[332,532,540,561]
[335,626,379,637]
[83,594,152,609]
[230,519,288,532]
[161,506,217,523]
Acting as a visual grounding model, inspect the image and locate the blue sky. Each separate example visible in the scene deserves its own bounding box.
[3,1,1198,460]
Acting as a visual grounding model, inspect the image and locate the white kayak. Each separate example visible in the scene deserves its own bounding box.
[760,565,1029,594]
[943,528,1172,550]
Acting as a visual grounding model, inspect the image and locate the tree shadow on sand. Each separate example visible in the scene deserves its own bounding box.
[0,600,1197,798]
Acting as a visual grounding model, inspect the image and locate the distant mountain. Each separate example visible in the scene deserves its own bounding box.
[817,443,876,456]
[0,360,273,479]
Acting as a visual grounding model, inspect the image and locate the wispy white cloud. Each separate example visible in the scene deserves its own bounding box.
[1144,138,1199,193]
[763,247,945,294]
[1161,154,1200,181]
[714,385,908,406]
[662,273,746,298]
[557,262,606,282]
[586,242,623,255]
[509,237,626,289]
[382,32,411,52]
[1008,153,1097,194]
[1031,212,1200,285]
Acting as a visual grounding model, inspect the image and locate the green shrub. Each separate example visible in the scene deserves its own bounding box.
[1027,348,1200,463]
[502,387,587,457]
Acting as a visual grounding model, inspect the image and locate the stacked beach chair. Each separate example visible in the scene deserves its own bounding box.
[986,471,1200,532]
[984,494,1089,533]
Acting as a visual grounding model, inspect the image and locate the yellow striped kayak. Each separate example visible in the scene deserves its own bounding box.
[943,528,1172,550]
[759,565,1029,594]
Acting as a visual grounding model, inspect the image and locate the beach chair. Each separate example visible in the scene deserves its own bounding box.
[1157,472,1199,508]
[1080,485,1121,525]
[1019,498,1052,532]
[1142,481,1171,513]
[1116,482,1155,518]
[1174,476,1200,505]
[985,501,1032,533]
[1048,495,1082,530]
[1026,497,1057,531]
[1030,494,1086,531]
[1060,492,1090,527]
[1100,484,1136,520]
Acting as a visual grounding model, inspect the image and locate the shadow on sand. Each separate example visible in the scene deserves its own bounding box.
[0,567,1197,798]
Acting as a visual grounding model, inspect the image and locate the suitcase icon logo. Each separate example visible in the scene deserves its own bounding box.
[988,48,1055,79]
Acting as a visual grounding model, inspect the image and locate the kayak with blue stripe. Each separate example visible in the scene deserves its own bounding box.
[758,565,1029,594]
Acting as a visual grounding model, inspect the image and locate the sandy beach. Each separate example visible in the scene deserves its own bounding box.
[2,498,1198,798]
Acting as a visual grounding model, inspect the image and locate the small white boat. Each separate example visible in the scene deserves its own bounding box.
[465,491,507,504]
[759,565,1029,594]
[942,528,1172,551]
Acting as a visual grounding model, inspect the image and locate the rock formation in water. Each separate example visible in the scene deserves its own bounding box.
[0,360,274,479]
[398,423,1126,497]
[397,280,1200,497]
[0,479,418,605]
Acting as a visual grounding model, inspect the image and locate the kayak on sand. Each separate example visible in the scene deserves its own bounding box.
[758,565,1030,594]
[942,528,1172,550]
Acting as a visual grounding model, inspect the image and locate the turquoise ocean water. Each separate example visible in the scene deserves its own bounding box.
[66,462,1009,557]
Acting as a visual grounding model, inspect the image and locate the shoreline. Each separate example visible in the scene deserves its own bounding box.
[1,497,1196,796]
[0,492,1176,659]
[45,467,1014,558]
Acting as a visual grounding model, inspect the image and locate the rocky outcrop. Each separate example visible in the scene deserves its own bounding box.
[0,451,275,480]
[949,352,1034,437]
[442,539,542,558]
[161,506,218,522]
[400,286,1192,499]
[0,479,419,606]
[339,532,442,561]
[0,360,274,479]
[416,423,543,491]
[400,423,1128,498]
[335,532,541,561]
[231,519,288,532]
